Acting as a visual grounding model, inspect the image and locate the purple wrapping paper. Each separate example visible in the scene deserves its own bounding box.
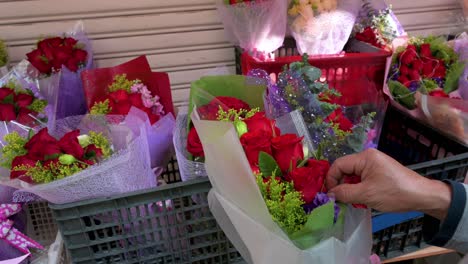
[55,27,94,119]
[0,186,27,261]
[125,107,175,169]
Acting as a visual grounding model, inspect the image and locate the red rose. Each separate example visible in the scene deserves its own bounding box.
[65,57,79,72]
[187,126,204,157]
[15,93,34,108]
[0,87,14,101]
[26,49,52,74]
[421,62,434,77]
[64,37,78,48]
[408,70,420,81]
[84,144,103,159]
[24,128,58,151]
[28,142,61,161]
[433,62,446,78]
[38,40,55,61]
[429,89,449,98]
[244,112,280,137]
[10,155,37,180]
[58,130,84,158]
[407,45,417,51]
[411,59,423,72]
[397,76,410,87]
[307,159,330,178]
[419,44,432,58]
[111,101,132,115]
[197,103,220,120]
[0,104,16,121]
[325,108,353,132]
[54,46,72,63]
[43,37,62,48]
[240,130,273,167]
[17,108,37,125]
[128,93,145,109]
[400,49,416,65]
[215,96,251,112]
[271,134,304,173]
[73,49,88,63]
[109,90,129,103]
[399,65,409,76]
[289,166,324,203]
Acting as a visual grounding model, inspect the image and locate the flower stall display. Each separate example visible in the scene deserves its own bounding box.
[0,39,8,76]
[82,55,175,169]
[18,21,93,120]
[216,0,287,56]
[0,114,155,204]
[174,75,266,181]
[288,0,361,55]
[387,35,468,143]
[190,77,372,263]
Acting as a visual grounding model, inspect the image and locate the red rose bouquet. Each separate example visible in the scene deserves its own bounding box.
[352,1,405,50]
[88,74,165,124]
[0,78,48,126]
[21,21,92,120]
[82,55,175,169]
[190,80,372,262]
[388,36,465,109]
[386,35,468,143]
[0,115,156,204]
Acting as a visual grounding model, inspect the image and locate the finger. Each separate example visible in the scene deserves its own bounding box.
[329,183,366,204]
[326,152,367,189]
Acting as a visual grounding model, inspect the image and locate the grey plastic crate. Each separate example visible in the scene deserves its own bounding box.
[50,159,242,264]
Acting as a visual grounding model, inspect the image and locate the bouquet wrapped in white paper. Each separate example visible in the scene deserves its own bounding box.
[188,75,373,263]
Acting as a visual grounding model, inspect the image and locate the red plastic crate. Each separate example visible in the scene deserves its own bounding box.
[240,49,392,106]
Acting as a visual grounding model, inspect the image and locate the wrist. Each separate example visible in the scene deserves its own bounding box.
[416,179,452,221]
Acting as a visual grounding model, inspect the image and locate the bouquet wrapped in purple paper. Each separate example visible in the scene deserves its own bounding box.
[14,21,92,121]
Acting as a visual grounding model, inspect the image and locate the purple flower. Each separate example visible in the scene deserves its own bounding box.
[432,77,444,88]
[408,81,419,92]
[303,193,340,223]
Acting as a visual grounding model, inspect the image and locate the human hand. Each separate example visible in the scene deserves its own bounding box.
[326,149,452,220]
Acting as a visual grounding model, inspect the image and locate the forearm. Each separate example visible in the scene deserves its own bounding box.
[415,179,452,221]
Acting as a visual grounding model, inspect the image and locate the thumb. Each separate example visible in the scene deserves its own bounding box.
[329,183,365,204]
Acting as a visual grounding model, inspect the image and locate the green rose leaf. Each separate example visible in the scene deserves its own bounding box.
[388,80,416,109]
[258,151,282,177]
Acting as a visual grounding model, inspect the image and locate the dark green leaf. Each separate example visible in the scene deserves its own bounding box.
[289,202,335,249]
[388,80,416,109]
[304,66,322,82]
[444,62,465,94]
[1,94,14,104]
[258,151,282,177]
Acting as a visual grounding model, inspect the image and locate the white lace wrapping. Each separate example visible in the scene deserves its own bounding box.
[216,0,287,53]
[173,111,207,182]
[12,115,155,204]
[290,0,361,55]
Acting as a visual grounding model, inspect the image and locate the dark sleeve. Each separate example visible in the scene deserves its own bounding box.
[423,180,468,253]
